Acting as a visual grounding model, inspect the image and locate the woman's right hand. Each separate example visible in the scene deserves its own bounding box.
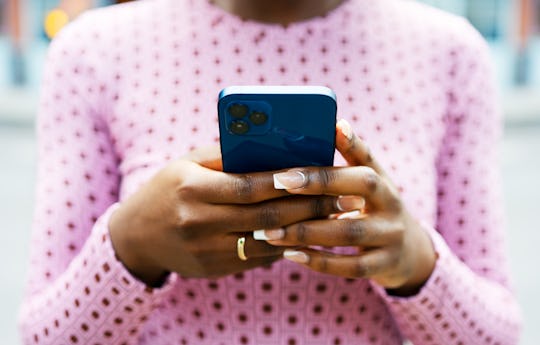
[109,147,344,286]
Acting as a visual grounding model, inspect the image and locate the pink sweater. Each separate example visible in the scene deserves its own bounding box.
[18,0,522,344]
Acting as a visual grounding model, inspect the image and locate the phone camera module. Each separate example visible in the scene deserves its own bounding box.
[230,120,250,135]
[223,100,271,136]
[228,103,248,118]
[249,111,268,126]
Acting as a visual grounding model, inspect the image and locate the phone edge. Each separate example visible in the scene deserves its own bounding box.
[218,85,337,102]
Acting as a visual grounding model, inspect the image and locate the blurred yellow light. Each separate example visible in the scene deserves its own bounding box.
[44,9,70,39]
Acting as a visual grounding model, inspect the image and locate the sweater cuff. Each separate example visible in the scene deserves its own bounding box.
[97,203,178,299]
[18,204,178,342]
[371,222,455,334]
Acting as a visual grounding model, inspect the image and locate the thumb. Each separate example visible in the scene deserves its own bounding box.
[336,119,384,175]
[184,145,223,171]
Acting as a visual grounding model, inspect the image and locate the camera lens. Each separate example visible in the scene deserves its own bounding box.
[249,111,268,125]
[230,120,250,135]
[228,103,248,118]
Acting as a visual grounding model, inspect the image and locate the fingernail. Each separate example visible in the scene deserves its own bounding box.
[337,210,363,219]
[283,250,310,264]
[337,195,365,212]
[253,229,285,241]
[273,171,307,189]
[337,119,353,141]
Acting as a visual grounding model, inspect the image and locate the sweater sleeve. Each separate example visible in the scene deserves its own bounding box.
[374,20,523,345]
[17,15,176,345]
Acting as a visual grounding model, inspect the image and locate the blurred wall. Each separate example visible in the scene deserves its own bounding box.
[1,0,539,123]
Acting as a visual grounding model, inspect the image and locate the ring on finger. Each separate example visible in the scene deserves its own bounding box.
[237,236,248,261]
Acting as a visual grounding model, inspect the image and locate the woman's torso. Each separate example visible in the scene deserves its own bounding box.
[82,0,457,343]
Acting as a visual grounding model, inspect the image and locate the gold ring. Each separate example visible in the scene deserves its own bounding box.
[237,236,248,261]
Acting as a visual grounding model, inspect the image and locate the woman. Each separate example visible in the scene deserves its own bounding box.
[18,0,522,344]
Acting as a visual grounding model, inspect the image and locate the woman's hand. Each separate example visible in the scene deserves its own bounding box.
[109,147,345,287]
[257,120,437,295]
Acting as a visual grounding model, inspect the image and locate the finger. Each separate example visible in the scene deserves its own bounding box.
[188,254,283,279]
[272,166,397,210]
[228,233,286,259]
[184,145,223,171]
[263,217,401,247]
[336,119,386,176]
[193,195,343,234]
[283,247,396,279]
[179,162,290,204]
[236,255,283,271]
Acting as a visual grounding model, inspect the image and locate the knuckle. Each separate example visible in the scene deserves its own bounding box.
[172,206,187,228]
[345,221,367,244]
[176,181,197,199]
[315,256,329,272]
[315,168,333,189]
[174,207,202,238]
[295,223,308,243]
[363,168,380,194]
[232,175,255,202]
[354,260,369,277]
[310,197,327,218]
[258,206,281,229]
[175,173,205,200]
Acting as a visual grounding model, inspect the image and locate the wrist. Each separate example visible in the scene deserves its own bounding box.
[109,205,169,287]
[389,220,437,296]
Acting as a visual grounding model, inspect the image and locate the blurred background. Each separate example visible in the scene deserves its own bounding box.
[0,0,539,344]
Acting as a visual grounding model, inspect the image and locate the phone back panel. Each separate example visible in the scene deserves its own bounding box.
[218,86,337,173]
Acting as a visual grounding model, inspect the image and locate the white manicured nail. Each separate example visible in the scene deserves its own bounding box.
[273,171,307,189]
[337,119,353,141]
[253,229,285,241]
[283,250,310,264]
[336,195,365,212]
[337,210,363,219]
[273,176,288,189]
[253,230,267,240]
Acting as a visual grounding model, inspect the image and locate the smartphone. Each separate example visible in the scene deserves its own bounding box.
[218,85,337,173]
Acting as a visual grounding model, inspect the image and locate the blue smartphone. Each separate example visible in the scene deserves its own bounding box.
[218,86,337,173]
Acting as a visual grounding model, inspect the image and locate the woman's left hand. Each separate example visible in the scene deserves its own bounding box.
[257,119,437,295]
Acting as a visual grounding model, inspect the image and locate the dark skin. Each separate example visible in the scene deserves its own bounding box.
[109,1,437,295]
[109,146,344,285]
[210,0,346,26]
[263,120,437,294]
